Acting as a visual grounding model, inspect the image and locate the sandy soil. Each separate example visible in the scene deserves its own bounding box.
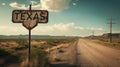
[77,39,120,67]
[49,39,120,67]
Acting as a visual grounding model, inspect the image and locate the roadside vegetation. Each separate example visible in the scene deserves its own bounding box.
[0,38,77,67]
[87,37,120,49]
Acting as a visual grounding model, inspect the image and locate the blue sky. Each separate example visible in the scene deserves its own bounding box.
[0,0,120,36]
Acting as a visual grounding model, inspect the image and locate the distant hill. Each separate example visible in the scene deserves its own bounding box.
[0,35,78,39]
[102,33,120,38]
[85,33,120,38]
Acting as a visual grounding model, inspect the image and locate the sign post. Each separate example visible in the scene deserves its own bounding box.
[12,4,48,67]
[28,4,31,66]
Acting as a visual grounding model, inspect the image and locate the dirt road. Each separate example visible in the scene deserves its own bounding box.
[76,39,120,67]
[50,39,120,67]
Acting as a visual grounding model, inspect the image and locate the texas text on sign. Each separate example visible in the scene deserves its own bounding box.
[12,10,48,29]
[12,10,48,23]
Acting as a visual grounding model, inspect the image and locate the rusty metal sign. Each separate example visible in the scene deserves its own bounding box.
[12,10,48,30]
[12,5,49,67]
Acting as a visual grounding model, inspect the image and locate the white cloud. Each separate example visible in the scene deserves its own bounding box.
[74,26,103,31]
[9,0,72,12]
[0,23,74,35]
[88,27,103,31]
[40,0,72,12]
[9,2,27,9]
[9,1,40,10]
[0,23,105,36]
[2,3,6,6]
[73,3,76,6]
[112,30,120,33]
[31,4,41,10]
[52,23,74,31]
[74,26,84,30]
[0,26,27,35]
[33,23,74,32]
[30,1,38,5]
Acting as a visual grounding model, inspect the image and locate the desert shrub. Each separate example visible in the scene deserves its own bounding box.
[31,47,47,60]
[0,48,19,66]
[0,49,10,58]
[118,40,120,43]
[5,49,15,53]
[58,49,65,53]
[15,46,27,51]
[16,39,27,47]
[22,47,48,67]
[19,48,48,67]
[54,58,64,62]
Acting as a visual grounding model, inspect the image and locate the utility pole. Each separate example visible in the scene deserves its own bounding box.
[92,30,94,39]
[107,17,115,43]
[93,30,94,36]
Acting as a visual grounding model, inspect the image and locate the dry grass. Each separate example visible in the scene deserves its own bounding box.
[0,38,77,67]
[89,38,120,49]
